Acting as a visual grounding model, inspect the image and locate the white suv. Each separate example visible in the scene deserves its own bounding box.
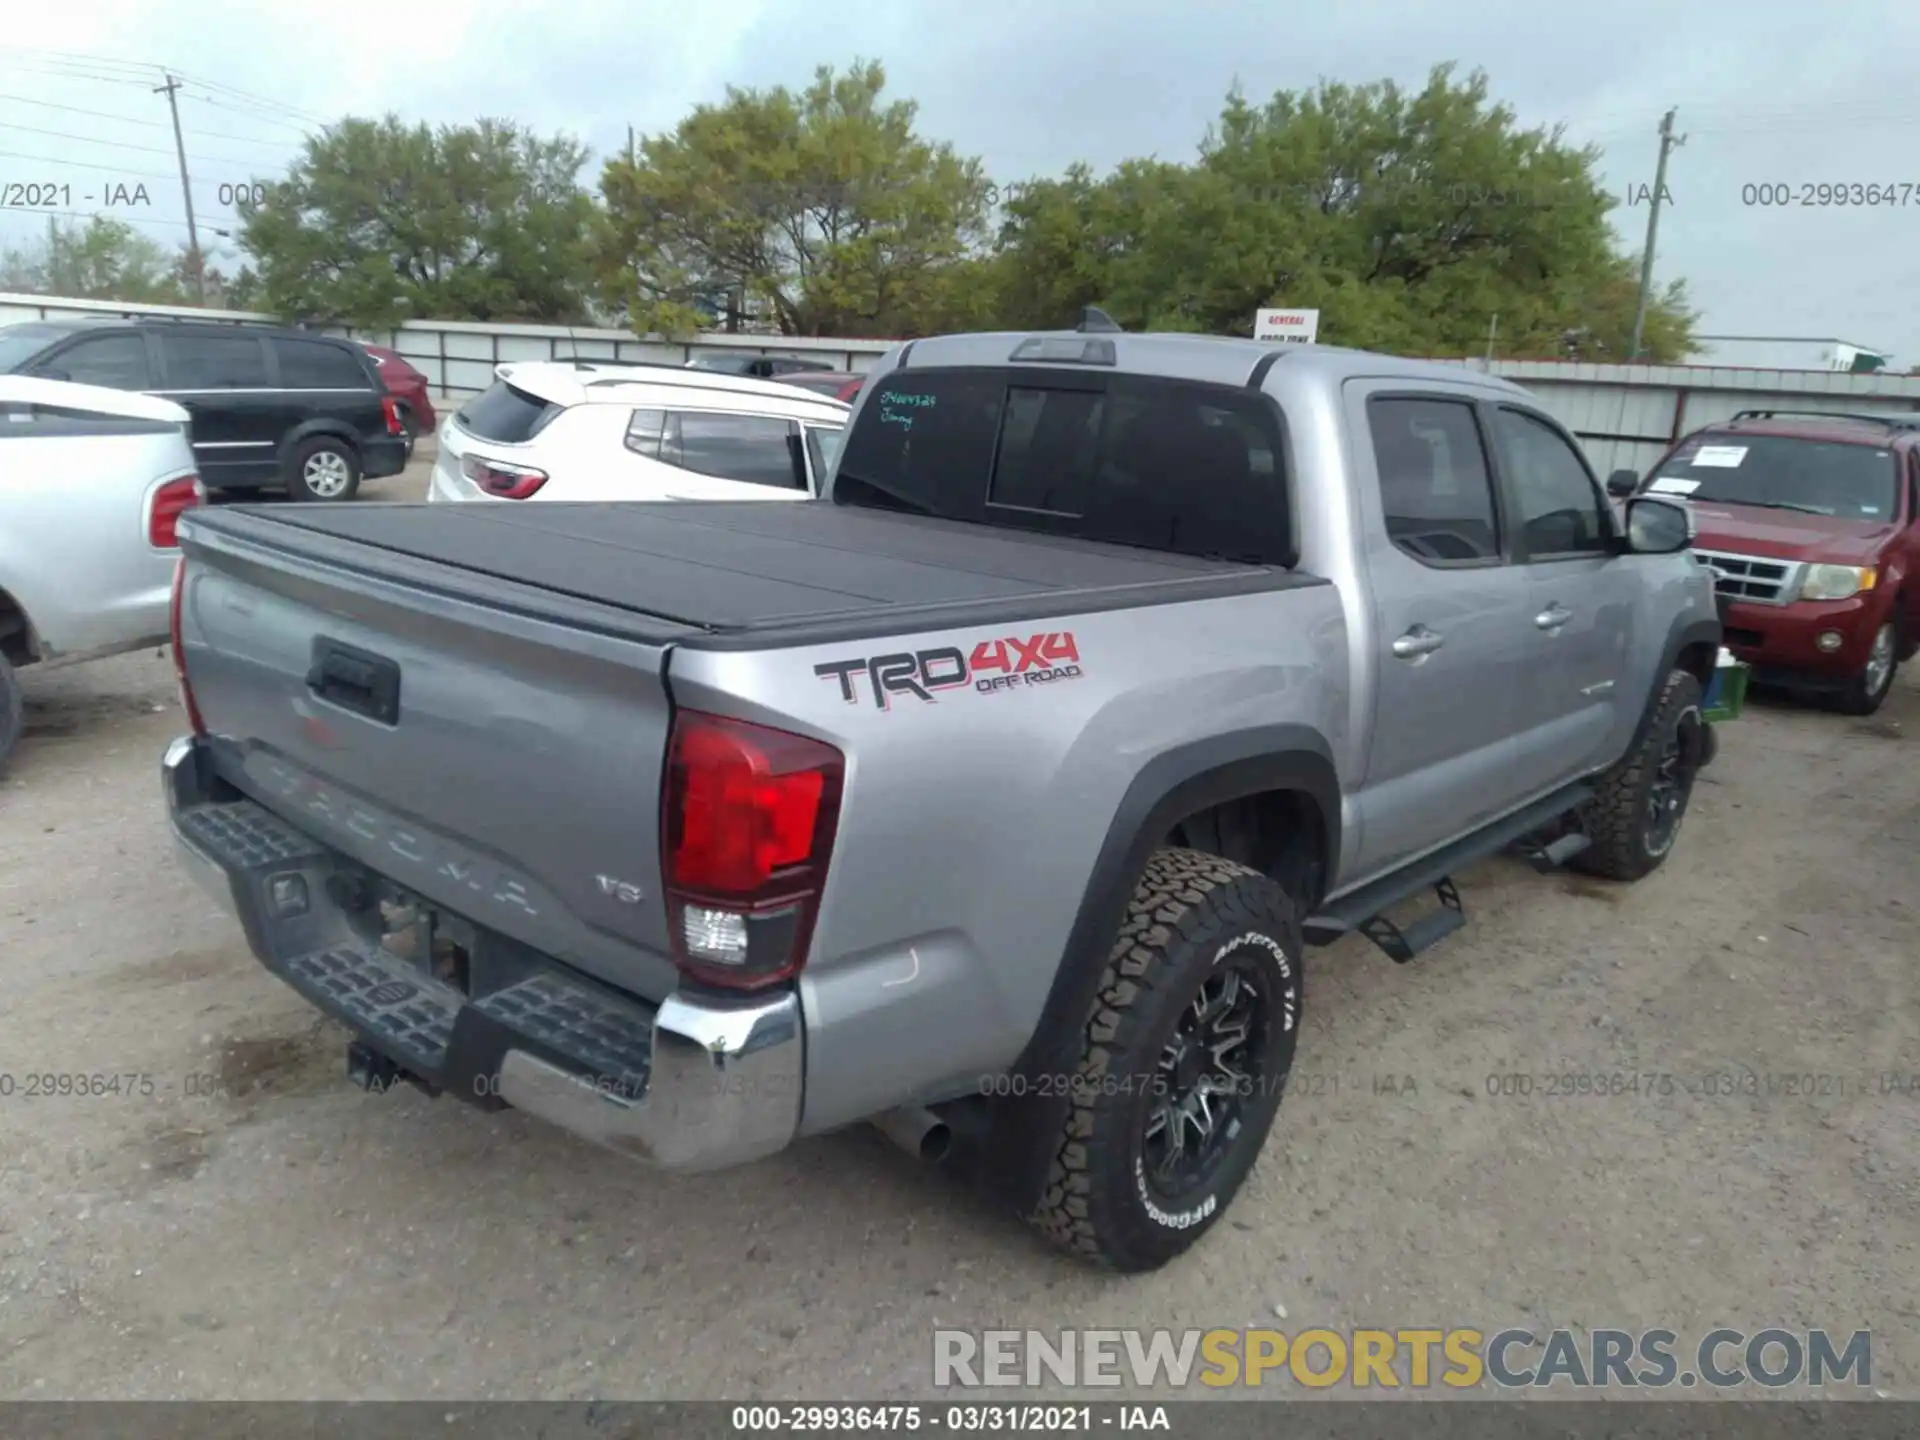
[429,361,851,505]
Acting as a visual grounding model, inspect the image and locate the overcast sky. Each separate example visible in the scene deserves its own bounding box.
[4,0,1918,364]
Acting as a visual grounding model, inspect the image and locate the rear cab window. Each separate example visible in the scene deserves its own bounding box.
[456,380,564,444]
[832,367,1291,564]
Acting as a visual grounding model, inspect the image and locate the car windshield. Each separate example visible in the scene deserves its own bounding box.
[1645,433,1899,520]
[0,323,77,372]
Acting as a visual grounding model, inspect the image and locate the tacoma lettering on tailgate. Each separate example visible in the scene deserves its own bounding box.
[814,631,1083,710]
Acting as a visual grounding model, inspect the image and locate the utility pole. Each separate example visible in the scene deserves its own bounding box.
[1484,312,1499,362]
[154,72,205,304]
[1628,107,1684,362]
[627,125,635,166]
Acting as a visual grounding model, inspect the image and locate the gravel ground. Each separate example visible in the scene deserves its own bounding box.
[0,444,1914,1400]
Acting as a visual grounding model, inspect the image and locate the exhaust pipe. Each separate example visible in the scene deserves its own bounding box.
[873,1105,952,1163]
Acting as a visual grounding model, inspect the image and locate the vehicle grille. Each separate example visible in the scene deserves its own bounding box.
[1693,549,1802,606]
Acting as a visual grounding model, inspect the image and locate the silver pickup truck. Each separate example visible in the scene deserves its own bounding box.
[163,321,1720,1271]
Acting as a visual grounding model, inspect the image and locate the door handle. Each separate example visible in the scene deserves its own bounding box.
[1535,604,1572,631]
[1390,624,1446,659]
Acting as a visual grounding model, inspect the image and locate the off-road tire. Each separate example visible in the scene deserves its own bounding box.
[1571,669,1704,882]
[1028,847,1303,1273]
[1834,618,1900,716]
[0,651,23,774]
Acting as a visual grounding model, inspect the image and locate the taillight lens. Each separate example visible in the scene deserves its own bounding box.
[381,394,404,435]
[662,711,844,990]
[149,475,201,548]
[170,557,206,736]
[461,452,549,500]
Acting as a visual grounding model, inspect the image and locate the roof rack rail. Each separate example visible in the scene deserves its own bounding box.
[1729,408,1920,430]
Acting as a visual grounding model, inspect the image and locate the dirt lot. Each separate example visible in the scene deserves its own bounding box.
[1,443,1915,1399]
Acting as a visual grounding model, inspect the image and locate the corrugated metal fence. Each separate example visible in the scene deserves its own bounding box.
[8,292,1920,477]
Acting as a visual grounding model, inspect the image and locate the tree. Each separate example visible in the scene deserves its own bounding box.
[0,216,192,303]
[238,116,596,328]
[596,60,994,338]
[987,65,1697,361]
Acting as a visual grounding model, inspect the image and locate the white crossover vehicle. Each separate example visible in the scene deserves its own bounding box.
[428,361,850,505]
[0,374,201,769]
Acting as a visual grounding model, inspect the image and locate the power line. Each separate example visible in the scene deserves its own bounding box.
[0,92,308,150]
[181,93,320,137]
[0,206,199,231]
[0,119,285,171]
[0,147,188,182]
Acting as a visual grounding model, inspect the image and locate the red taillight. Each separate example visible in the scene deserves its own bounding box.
[381,394,403,436]
[149,475,201,548]
[170,558,206,736]
[662,711,844,990]
[461,452,549,500]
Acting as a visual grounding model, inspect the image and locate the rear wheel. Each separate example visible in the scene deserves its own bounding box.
[0,652,23,774]
[1028,847,1303,1272]
[1835,620,1899,716]
[288,437,361,502]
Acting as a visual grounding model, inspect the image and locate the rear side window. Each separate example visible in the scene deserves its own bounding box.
[46,332,151,389]
[456,380,562,443]
[162,332,269,389]
[833,368,1290,563]
[1367,397,1501,563]
[274,338,369,389]
[666,411,803,490]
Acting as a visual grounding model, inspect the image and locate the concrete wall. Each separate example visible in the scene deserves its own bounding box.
[7,292,1920,478]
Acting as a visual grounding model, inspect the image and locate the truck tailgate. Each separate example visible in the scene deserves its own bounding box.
[174,509,688,1003]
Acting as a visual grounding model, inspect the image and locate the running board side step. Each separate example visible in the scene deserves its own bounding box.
[1358,877,1464,963]
[1304,781,1596,959]
[1514,829,1591,874]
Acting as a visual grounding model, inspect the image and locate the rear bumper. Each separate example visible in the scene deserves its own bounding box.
[1720,595,1882,683]
[361,435,409,481]
[162,735,801,1171]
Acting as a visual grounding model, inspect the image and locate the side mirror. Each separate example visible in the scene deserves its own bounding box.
[1625,496,1693,554]
[1606,468,1639,498]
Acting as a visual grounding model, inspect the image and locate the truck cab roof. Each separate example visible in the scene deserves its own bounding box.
[893,329,1538,398]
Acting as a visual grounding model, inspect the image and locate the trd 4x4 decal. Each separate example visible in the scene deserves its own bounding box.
[815,631,1083,710]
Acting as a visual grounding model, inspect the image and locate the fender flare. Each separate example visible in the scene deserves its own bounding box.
[982,724,1341,1210]
[1631,614,1721,755]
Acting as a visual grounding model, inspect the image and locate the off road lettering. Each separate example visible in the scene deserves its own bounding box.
[814,632,1082,710]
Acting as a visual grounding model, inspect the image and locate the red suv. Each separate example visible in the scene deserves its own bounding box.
[1614,410,1920,714]
[361,345,437,445]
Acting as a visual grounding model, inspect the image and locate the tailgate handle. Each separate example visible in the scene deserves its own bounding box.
[307,638,402,725]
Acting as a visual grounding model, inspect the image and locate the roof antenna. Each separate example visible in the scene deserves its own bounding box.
[1077,306,1122,334]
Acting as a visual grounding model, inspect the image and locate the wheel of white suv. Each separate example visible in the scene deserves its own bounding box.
[1836,619,1900,716]
[1028,847,1302,1272]
[289,437,362,502]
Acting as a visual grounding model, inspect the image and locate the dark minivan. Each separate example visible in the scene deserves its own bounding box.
[0,318,409,501]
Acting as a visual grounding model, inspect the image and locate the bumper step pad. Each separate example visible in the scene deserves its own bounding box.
[176,798,656,1100]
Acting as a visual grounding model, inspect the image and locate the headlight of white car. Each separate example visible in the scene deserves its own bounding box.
[1800,564,1876,602]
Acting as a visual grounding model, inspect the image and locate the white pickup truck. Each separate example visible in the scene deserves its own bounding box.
[0,376,201,770]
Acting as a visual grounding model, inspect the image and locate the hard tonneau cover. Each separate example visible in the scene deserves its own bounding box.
[197,501,1302,650]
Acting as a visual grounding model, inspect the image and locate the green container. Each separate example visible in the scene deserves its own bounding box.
[1703,658,1750,722]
